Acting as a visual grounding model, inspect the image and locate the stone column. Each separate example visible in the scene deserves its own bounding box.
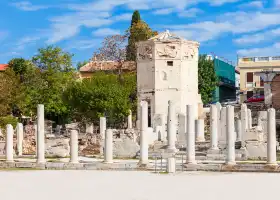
[267,108,277,165]
[128,110,133,129]
[70,130,79,163]
[195,119,205,142]
[186,105,196,164]
[37,104,45,163]
[167,101,176,151]
[220,107,227,141]
[210,104,219,150]
[216,102,222,142]
[236,119,242,141]
[226,106,236,165]
[104,129,113,163]
[86,123,94,134]
[6,124,14,162]
[100,117,106,139]
[99,117,106,154]
[139,101,149,165]
[177,113,186,146]
[34,124,37,156]
[16,123,23,156]
[240,104,247,149]
[247,109,252,129]
[166,157,176,173]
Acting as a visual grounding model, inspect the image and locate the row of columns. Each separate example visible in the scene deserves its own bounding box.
[210,104,277,165]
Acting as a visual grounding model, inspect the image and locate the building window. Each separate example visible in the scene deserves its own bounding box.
[260,76,264,87]
[167,61,173,66]
[246,72,254,88]
[247,91,253,99]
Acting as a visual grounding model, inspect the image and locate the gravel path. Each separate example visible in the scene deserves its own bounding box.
[0,171,278,200]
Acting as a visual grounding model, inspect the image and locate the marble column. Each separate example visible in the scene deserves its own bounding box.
[86,123,93,134]
[37,104,45,163]
[16,123,23,156]
[240,104,247,149]
[70,130,79,163]
[104,129,113,163]
[216,102,222,142]
[236,119,242,141]
[247,109,252,129]
[100,117,106,139]
[226,106,236,165]
[166,157,176,173]
[186,105,196,164]
[128,110,133,129]
[220,107,227,141]
[6,124,14,162]
[195,119,205,142]
[210,104,219,150]
[139,101,149,165]
[167,101,176,151]
[267,108,277,165]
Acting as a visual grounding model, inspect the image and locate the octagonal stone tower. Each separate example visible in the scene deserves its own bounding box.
[136,30,202,128]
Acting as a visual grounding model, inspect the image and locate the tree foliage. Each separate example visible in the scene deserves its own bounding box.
[198,55,218,104]
[32,46,74,72]
[131,10,141,27]
[64,72,136,127]
[0,68,22,117]
[77,60,88,70]
[126,19,158,61]
[8,58,32,76]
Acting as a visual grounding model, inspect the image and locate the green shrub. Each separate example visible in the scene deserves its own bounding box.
[0,116,18,129]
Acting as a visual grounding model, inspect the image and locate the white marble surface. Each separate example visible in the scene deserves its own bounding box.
[0,171,279,200]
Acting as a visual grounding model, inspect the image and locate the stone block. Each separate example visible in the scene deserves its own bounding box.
[243,130,264,142]
[114,138,140,158]
[245,142,267,159]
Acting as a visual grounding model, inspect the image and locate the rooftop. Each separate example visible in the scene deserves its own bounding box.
[79,61,136,72]
[149,30,183,41]
[0,64,8,71]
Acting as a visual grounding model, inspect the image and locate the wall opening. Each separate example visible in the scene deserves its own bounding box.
[167,61,173,66]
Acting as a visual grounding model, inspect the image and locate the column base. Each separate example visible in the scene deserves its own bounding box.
[196,138,206,142]
[185,160,197,165]
[225,161,236,166]
[5,160,14,163]
[266,163,278,166]
[103,161,114,164]
[36,160,46,164]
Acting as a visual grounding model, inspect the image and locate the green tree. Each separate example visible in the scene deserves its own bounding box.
[198,55,218,104]
[131,10,141,26]
[8,58,32,76]
[64,72,136,127]
[32,46,74,72]
[126,14,158,61]
[77,60,88,70]
[0,68,23,117]
[23,46,77,123]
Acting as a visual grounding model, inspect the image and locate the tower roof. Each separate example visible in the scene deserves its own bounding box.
[149,30,183,41]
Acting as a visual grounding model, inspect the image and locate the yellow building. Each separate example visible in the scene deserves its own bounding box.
[237,56,280,103]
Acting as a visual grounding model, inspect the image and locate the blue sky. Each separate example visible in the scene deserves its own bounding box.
[1,0,280,66]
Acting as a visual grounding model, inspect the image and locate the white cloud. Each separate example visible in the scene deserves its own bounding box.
[11,1,49,11]
[166,11,280,42]
[153,8,174,15]
[15,36,41,50]
[178,8,203,18]
[237,43,280,56]
[234,28,280,45]
[66,39,102,50]
[92,28,121,37]
[46,10,132,44]
[238,1,264,9]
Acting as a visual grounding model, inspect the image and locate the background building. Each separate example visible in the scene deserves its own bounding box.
[207,55,236,103]
[237,56,280,103]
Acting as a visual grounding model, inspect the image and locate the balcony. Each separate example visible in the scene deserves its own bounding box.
[238,56,280,63]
